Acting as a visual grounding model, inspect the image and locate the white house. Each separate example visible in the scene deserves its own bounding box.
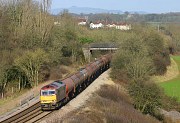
[106,23,116,28]
[78,21,87,25]
[90,22,104,29]
[78,18,87,26]
[54,21,61,25]
[115,24,131,30]
[89,21,131,30]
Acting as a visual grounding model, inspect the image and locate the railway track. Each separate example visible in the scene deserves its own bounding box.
[0,55,111,123]
[0,78,97,123]
[0,101,52,123]
[1,80,101,123]
[11,107,51,123]
[0,86,89,123]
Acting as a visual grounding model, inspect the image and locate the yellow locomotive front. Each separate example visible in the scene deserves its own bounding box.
[40,81,66,110]
[40,89,57,110]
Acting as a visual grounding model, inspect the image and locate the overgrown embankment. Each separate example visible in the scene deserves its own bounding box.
[109,29,180,122]
[58,85,160,123]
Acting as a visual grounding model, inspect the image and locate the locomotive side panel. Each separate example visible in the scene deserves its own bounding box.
[56,85,66,102]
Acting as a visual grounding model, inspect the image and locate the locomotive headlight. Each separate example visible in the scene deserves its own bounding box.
[52,100,56,103]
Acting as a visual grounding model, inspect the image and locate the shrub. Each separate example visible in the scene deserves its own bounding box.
[79,37,94,44]
[143,31,171,75]
[51,85,160,123]
[110,69,129,83]
[49,66,63,80]
[39,64,50,81]
[162,95,180,112]
[90,85,160,123]
[60,57,72,66]
[111,35,154,83]
[153,55,167,75]
[61,46,72,57]
[97,85,131,104]
[128,80,162,119]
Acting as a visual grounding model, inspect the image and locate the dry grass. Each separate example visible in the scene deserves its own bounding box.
[90,85,160,123]
[52,85,160,123]
[52,108,104,123]
[97,85,131,104]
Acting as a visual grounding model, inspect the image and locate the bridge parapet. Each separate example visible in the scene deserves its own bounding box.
[82,42,119,62]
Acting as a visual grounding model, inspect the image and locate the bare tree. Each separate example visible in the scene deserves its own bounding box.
[15,49,49,87]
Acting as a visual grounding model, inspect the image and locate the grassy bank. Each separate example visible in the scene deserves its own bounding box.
[159,56,180,101]
[53,85,160,123]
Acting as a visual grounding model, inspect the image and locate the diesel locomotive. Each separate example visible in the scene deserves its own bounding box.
[40,54,112,110]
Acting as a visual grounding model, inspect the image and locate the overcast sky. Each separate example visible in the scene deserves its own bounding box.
[51,0,180,13]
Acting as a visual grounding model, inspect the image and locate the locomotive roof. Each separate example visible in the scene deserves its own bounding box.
[41,80,65,90]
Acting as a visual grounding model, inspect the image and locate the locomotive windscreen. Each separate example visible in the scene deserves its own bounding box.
[41,90,55,96]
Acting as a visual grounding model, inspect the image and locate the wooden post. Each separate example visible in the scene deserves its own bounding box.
[12,87,14,93]
[19,77,21,90]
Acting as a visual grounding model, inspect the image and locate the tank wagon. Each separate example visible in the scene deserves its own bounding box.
[40,54,112,110]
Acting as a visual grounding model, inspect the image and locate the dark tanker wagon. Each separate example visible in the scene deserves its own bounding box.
[62,78,75,95]
[40,54,112,110]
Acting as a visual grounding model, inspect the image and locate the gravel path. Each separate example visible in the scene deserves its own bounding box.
[40,69,114,123]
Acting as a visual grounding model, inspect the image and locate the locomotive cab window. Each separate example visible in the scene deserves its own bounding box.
[41,90,55,95]
[49,90,55,95]
[41,90,48,96]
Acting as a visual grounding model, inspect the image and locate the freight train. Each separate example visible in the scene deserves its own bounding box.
[40,54,112,110]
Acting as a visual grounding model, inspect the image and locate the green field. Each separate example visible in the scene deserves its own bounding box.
[160,56,180,101]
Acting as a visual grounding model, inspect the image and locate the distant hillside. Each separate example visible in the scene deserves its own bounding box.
[52,6,180,23]
[72,13,180,23]
[51,6,147,15]
[51,6,123,15]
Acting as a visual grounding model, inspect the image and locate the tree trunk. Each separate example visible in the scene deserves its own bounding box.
[1,92,3,99]
[36,70,39,86]
[19,77,21,90]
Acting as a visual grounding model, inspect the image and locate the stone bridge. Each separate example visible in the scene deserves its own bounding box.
[83,43,119,62]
